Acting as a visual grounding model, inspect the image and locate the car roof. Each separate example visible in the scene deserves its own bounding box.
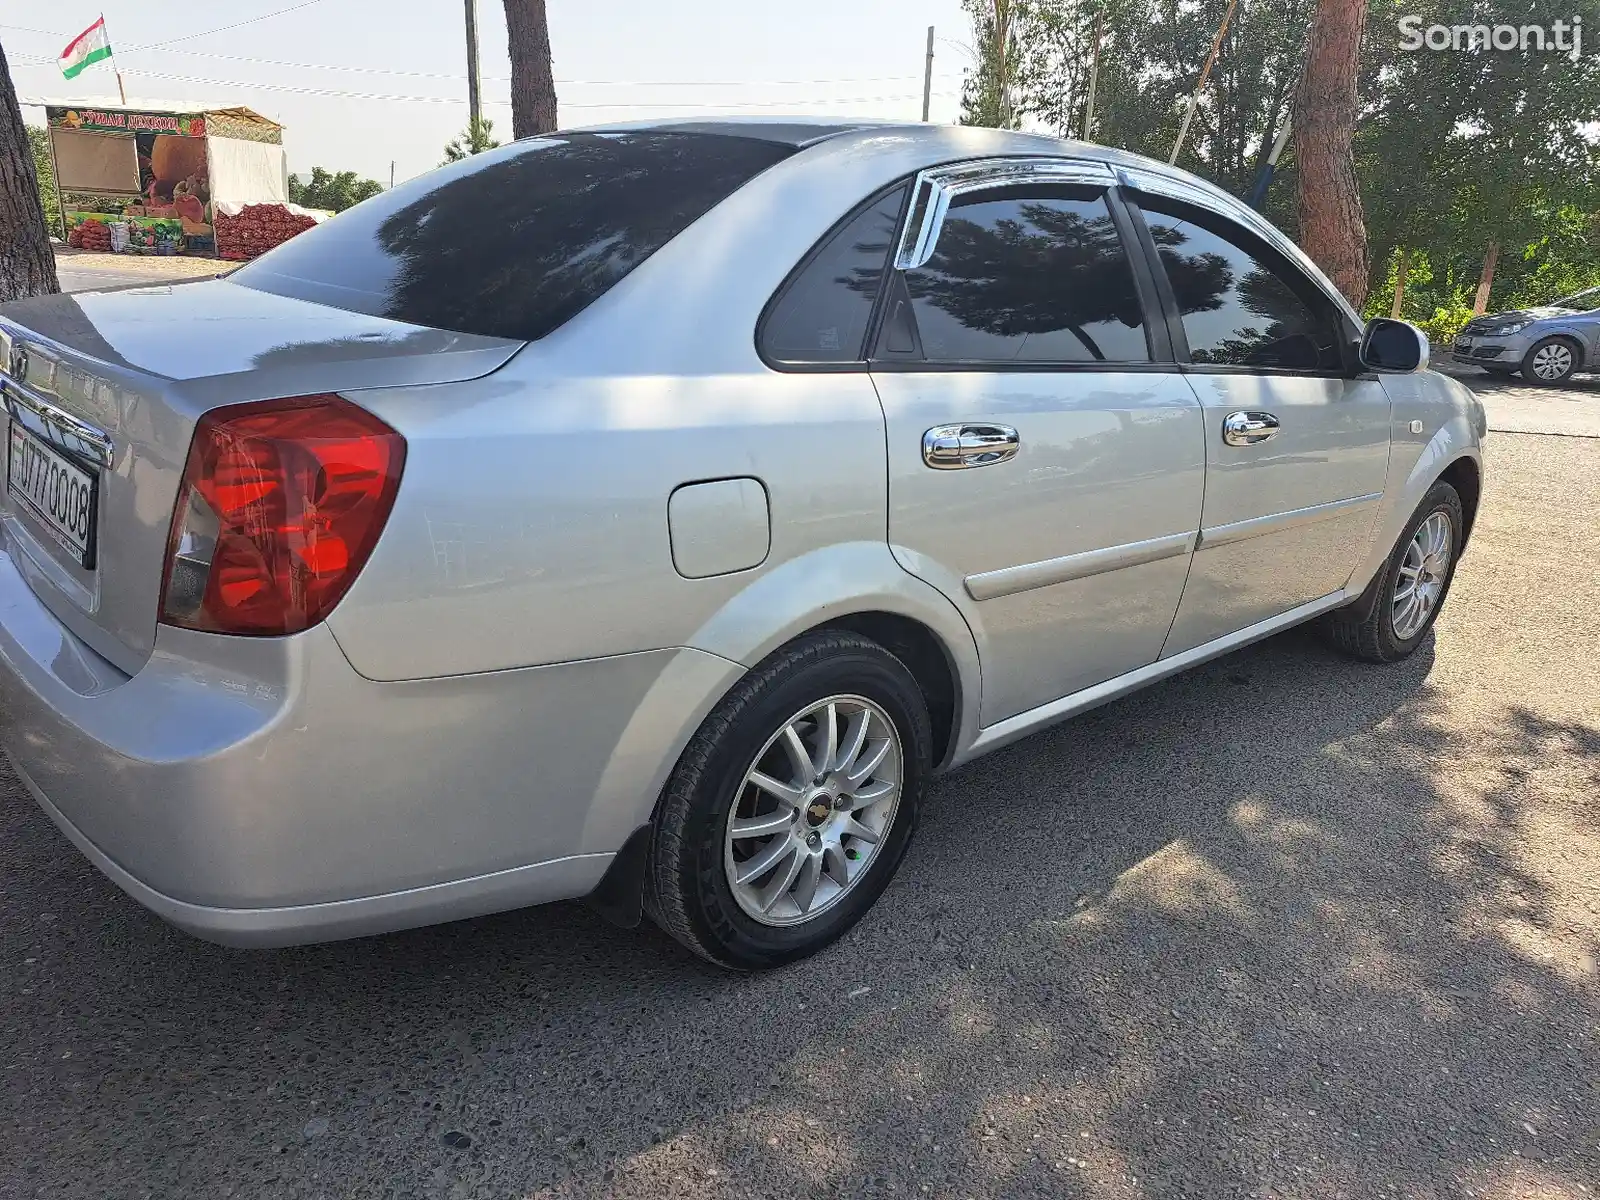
[557,117,1360,328]
[573,116,1230,195]
[576,117,893,147]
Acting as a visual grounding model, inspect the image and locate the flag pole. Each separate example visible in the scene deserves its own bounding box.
[98,12,128,104]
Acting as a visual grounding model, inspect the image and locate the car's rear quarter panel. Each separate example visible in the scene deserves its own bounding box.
[326,131,1003,684]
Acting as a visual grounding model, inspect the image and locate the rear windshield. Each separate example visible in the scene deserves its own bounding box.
[231,131,793,341]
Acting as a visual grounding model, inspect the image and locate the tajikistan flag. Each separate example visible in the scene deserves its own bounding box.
[59,17,114,80]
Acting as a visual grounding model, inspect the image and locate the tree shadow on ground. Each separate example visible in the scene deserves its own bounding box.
[4,613,1597,1199]
[1453,367,1600,400]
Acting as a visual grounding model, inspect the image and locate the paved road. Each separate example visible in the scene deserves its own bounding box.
[2,412,1598,1193]
[1441,365,1600,438]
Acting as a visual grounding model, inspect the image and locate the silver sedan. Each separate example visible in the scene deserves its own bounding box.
[0,120,1486,968]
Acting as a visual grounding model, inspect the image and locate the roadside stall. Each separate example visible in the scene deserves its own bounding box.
[43,102,294,257]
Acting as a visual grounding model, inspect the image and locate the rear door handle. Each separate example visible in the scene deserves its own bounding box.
[1221,410,1280,446]
[923,423,1020,469]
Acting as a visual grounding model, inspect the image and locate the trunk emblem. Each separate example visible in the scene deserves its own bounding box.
[8,344,25,383]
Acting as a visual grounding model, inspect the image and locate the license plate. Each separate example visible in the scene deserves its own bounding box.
[7,422,98,568]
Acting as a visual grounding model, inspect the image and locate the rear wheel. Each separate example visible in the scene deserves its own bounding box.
[1522,336,1579,384]
[645,631,930,969]
[1322,481,1464,663]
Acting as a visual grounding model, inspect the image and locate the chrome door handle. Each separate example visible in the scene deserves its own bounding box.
[922,423,1020,469]
[1221,410,1280,447]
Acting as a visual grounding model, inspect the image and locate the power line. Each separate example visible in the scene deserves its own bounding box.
[126,0,330,52]
[0,23,966,89]
[9,57,960,96]
[42,64,933,111]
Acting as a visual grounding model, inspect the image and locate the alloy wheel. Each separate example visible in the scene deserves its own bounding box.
[723,694,903,927]
[1531,342,1574,380]
[1392,510,1453,640]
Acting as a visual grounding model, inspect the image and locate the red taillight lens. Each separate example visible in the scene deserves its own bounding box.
[160,395,405,636]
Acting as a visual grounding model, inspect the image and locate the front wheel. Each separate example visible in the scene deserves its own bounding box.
[1322,481,1464,663]
[645,631,931,969]
[1522,336,1579,384]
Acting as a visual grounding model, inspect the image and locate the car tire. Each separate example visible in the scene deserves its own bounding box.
[1322,480,1464,663]
[644,630,931,969]
[1521,336,1579,384]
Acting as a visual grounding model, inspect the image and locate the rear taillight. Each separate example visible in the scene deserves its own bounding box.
[159,394,405,636]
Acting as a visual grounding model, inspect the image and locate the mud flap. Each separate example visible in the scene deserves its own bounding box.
[584,823,652,928]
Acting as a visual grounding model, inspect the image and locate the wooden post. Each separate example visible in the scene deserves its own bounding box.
[1391,248,1409,319]
[993,0,1014,127]
[1473,241,1500,315]
[1170,0,1240,164]
[464,0,482,132]
[1082,7,1104,141]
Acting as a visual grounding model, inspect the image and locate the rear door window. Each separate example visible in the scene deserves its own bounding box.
[231,131,794,342]
[897,185,1152,364]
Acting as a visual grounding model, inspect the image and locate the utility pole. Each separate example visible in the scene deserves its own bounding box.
[1082,7,1103,141]
[921,25,935,121]
[464,0,482,132]
[389,160,396,190]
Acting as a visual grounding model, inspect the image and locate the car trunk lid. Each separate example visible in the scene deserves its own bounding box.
[0,278,522,675]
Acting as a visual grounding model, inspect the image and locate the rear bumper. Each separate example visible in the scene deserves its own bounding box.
[9,757,609,946]
[0,544,736,946]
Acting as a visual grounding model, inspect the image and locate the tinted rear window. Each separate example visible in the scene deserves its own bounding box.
[231,131,793,341]
[760,184,907,364]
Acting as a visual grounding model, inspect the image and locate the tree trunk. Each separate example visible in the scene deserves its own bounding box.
[1291,0,1368,309]
[502,0,557,139]
[0,42,59,303]
[1391,248,1409,319]
[1473,241,1500,315]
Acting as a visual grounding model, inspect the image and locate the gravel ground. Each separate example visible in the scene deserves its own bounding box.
[52,247,228,295]
[2,432,1598,1199]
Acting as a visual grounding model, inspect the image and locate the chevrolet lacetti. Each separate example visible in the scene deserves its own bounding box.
[0,121,1485,968]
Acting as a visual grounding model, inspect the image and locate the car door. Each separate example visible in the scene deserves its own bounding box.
[1125,186,1393,656]
[868,160,1206,726]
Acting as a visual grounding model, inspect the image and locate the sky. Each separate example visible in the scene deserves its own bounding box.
[3,0,973,184]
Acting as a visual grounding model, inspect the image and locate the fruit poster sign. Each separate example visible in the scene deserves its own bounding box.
[47,107,207,138]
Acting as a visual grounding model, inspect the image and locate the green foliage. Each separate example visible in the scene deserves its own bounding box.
[441,116,501,165]
[959,0,1024,128]
[1358,0,1600,305]
[1366,202,1600,329]
[1414,301,1477,345]
[59,195,130,216]
[28,126,59,235]
[1498,207,1600,310]
[970,0,1308,203]
[288,166,384,213]
[970,0,1600,322]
